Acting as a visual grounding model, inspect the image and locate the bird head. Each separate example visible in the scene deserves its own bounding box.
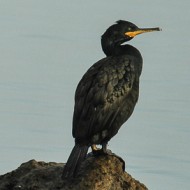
[102,20,161,44]
[101,20,161,56]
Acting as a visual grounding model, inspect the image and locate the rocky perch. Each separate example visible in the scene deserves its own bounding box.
[0,154,148,190]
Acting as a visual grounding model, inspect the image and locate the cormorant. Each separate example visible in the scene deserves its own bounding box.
[62,20,161,178]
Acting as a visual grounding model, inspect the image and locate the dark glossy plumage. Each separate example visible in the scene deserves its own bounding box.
[62,20,160,178]
[73,49,141,144]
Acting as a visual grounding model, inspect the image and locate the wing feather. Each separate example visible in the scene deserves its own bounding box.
[73,55,136,140]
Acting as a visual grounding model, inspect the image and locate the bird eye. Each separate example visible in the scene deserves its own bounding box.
[128,27,132,31]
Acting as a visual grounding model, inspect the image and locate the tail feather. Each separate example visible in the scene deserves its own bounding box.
[62,144,89,179]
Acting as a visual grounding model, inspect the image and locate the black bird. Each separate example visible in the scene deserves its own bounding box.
[62,20,161,178]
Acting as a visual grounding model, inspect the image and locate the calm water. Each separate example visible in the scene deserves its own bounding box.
[0,1,190,189]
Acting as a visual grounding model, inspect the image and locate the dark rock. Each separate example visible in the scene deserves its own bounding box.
[0,154,148,190]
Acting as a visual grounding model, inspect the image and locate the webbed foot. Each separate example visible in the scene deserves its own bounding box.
[91,143,112,155]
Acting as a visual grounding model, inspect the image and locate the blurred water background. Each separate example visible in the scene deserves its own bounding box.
[0,1,190,189]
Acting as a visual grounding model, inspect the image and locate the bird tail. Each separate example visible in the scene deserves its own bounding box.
[62,144,89,179]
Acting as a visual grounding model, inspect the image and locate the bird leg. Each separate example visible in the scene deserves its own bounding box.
[91,144,100,153]
[102,142,108,153]
[91,144,103,156]
[102,142,112,154]
[91,142,112,155]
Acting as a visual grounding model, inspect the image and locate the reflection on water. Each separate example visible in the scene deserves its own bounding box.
[0,1,190,189]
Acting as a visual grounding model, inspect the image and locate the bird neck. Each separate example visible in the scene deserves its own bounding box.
[101,37,125,56]
[124,44,143,76]
[122,44,142,59]
[101,38,142,58]
[101,40,143,76]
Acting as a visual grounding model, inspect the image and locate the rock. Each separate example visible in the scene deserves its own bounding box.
[0,154,148,190]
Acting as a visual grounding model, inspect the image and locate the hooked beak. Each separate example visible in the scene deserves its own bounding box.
[125,27,161,38]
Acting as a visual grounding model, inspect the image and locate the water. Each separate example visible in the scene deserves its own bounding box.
[0,1,190,189]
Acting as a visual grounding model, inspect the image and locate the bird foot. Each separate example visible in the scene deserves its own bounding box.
[87,146,125,171]
[91,143,112,155]
[87,150,125,171]
[92,148,112,156]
